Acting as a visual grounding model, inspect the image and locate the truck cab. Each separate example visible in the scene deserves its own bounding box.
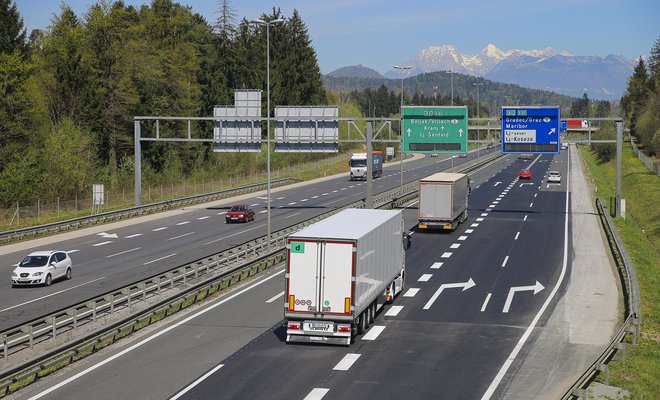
[349,152,383,180]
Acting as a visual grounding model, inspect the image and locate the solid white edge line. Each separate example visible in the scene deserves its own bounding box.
[333,353,362,371]
[265,291,284,303]
[481,146,570,399]
[27,270,285,400]
[169,363,225,400]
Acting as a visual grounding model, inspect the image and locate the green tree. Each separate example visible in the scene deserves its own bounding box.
[621,57,649,137]
[0,0,26,54]
[570,92,589,117]
[647,35,660,89]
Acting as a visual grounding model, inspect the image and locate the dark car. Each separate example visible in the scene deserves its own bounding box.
[519,169,532,179]
[225,205,255,223]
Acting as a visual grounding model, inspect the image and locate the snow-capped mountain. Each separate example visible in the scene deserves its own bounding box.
[381,44,634,99]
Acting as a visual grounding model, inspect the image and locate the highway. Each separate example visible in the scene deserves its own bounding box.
[0,149,499,330]
[9,148,574,400]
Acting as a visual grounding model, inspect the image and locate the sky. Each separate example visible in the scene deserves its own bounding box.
[15,0,660,74]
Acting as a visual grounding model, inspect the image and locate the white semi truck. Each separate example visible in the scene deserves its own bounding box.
[349,151,383,180]
[284,208,409,345]
[418,172,470,231]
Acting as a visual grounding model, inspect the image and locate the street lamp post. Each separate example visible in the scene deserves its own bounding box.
[394,65,411,193]
[473,82,483,158]
[446,69,454,106]
[251,17,284,253]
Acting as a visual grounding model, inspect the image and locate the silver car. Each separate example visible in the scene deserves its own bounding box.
[11,251,72,287]
[547,171,561,183]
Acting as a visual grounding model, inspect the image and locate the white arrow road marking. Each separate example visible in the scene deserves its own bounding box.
[97,232,118,239]
[502,281,545,313]
[423,278,476,309]
[493,182,502,187]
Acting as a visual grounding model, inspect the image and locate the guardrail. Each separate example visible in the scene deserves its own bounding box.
[0,178,299,244]
[561,197,641,399]
[0,151,502,397]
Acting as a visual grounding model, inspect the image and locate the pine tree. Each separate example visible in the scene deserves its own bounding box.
[621,57,649,135]
[648,35,660,90]
[0,0,26,54]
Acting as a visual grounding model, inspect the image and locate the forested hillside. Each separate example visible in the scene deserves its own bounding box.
[0,0,326,207]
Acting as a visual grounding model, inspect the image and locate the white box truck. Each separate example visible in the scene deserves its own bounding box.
[418,172,469,231]
[284,208,408,345]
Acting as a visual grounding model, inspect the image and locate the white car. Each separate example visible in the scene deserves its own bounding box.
[11,251,72,287]
[547,171,561,183]
[561,143,568,150]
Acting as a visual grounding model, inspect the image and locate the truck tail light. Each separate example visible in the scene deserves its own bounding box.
[337,324,351,333]
[344,297,351,314]
[287,321,301,330]
[288,295,295,311]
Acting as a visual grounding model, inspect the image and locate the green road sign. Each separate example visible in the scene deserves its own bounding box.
[402,106,468,153]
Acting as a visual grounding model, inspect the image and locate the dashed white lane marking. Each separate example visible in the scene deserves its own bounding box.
[125,233,142,238]
[340,187,347,190]
[489,204,496,208]
[67,249,80,253]
[486,208,493,212]
[333,353,361,371]
[300,199,309,202]
[524,215,528,221]
[481,293,493,312]
[288,202,297,205]
[143,253,177,265]
[450,243,461,249]
[152,227,167,231]
[481,213,488,217]
[176,221,190,226]
[197,216,210,220]
[362,325,386,340]
[493,201,499,204]
[216,212,226,215]
[303,388,329,400]
[465,229,474,234]
[458,235,468,241]
[259,210,268,213]
[477,218,485,222]
[471,223,479,228]
[322,193,329,196]
[418,274,433,282]
[256,197,267,200]
[332,190,338,193]
[441,252,453,258]
[0,276,107,313]
[515,232,520,240]
[431,262,444,269]
[534,193,538,198]
[168,232,195,241]
[265,291,284,303]
[284,212,301,219]
[529,202,534,207]
[250,203,259,207]
[93,241,113,247]
[107,247,141,258]
[276,196,285,200]
[502,256,509,268]
[385,306,404,317]
[404,288,420,297]
[312,195,319,199]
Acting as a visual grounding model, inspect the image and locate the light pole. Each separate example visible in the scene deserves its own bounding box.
[252,17,284,253]
[394,65,411,193]
[432,86,438,105]
[473,82,483,158]
[446,69,454,106]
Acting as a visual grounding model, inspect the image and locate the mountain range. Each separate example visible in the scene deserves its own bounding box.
[327,44,635,100]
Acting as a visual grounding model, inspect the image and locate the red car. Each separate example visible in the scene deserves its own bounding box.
[225,205,255,223]
[519,169,532,179]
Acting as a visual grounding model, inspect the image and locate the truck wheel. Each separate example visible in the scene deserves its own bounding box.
[368,302,375,324]
[364,309,371,330]
[357,314,366,334]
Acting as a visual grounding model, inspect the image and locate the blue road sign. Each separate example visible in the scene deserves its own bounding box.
[501,107,560,154]
[560,120,567,133]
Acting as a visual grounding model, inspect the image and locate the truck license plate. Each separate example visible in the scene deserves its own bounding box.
[304,322,333,332]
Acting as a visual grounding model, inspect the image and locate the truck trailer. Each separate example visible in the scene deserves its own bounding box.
[284,208,408,345]
[349,151,383,180]
[418,172,469,231]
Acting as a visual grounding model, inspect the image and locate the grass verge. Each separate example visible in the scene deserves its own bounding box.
[577,143,659,398]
